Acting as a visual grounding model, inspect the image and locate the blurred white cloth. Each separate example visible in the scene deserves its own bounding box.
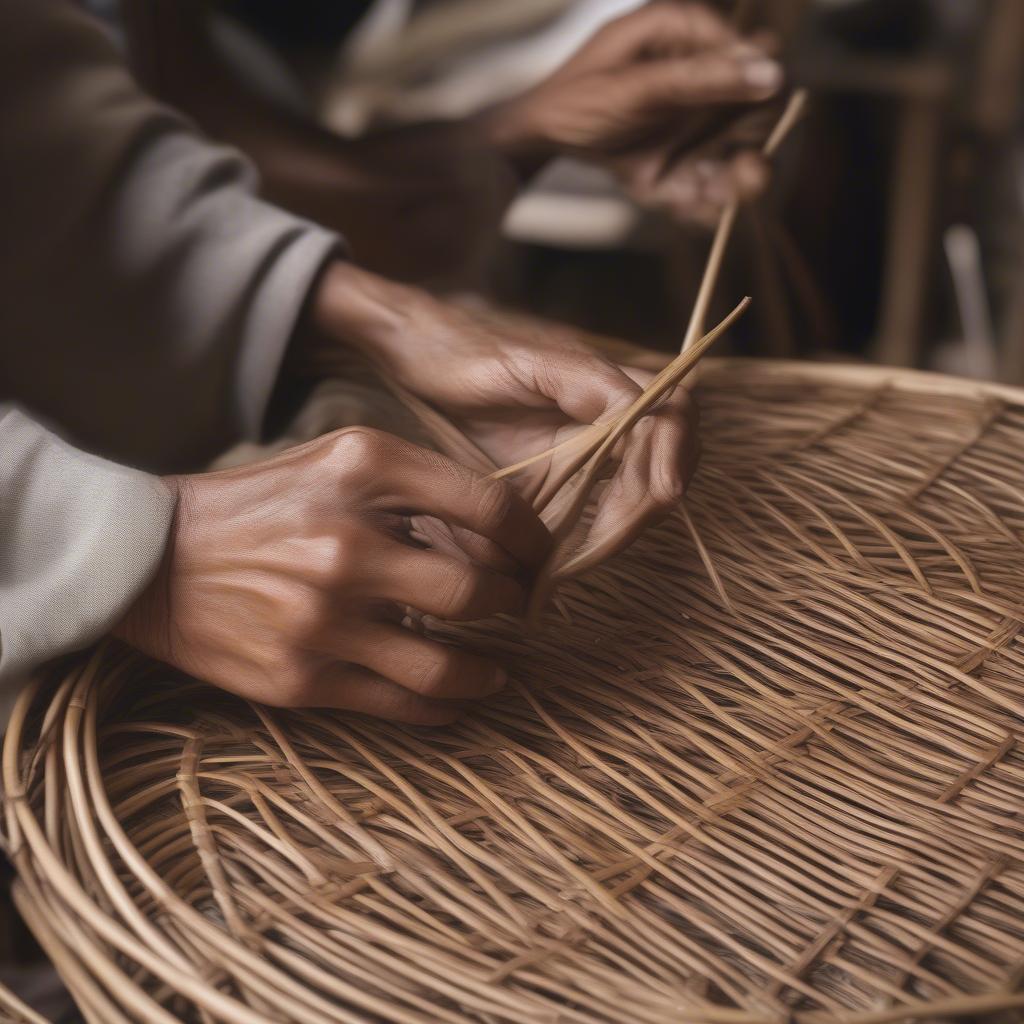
[321,0,648,248]
[323,0,644,130]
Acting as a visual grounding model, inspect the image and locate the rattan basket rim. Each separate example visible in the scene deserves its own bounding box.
[6,355,1024,1024]
[697,357,1024,405]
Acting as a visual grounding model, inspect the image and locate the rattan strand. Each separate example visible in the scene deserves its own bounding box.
[0,981,48,1024]
[4,359,1024,1024]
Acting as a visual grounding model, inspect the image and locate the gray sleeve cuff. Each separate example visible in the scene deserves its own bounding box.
[90,129,346,463]
[232,223,342,442]
[0,406,174,693]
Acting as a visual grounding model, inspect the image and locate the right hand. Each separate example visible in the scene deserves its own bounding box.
[115,428,551,725]
[480,1,783,225]
[311,263,700,572]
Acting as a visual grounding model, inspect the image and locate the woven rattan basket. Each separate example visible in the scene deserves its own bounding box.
[4,358,1024,1024]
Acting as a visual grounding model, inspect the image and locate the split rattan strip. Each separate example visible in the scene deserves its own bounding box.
[5,359,1024,1024]
[0,983,48,1024]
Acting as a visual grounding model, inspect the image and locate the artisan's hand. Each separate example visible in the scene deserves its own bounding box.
[479,1,784,223]
[116,430,550,724]
[315,264,699,566]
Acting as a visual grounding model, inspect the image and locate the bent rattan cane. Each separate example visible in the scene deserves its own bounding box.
[4,358,1024,1024]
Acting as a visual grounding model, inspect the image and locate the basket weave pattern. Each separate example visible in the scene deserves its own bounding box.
[4,361,1024,1023]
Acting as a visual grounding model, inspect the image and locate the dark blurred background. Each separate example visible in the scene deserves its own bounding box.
[113,0,1024,381]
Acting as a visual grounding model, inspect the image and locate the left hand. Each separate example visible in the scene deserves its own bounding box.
[479,1,784,224]
[313,263,699,568]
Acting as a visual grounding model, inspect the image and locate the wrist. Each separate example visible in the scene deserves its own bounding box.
[309,261,423,369]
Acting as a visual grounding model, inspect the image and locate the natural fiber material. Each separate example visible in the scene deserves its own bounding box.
[5,359,1024,1024]
[0,982,48,1024]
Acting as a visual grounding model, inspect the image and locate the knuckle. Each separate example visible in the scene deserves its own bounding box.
[315,529,359,586]
[327,426,386,471]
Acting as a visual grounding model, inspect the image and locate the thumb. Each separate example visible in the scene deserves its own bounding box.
[620,49,782,110]
[573,2,740,69]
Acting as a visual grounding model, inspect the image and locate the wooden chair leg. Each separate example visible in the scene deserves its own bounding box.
[872,96,943,367]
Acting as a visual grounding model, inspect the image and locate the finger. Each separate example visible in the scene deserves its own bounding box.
[622,50,783,109]
[408,514,521,577]
[513,348,644,427]
[581,2,739,67]
[631,151,768,223]
[409,464,551,571]
[728,150,770,200]
[614,94,781,192]
[375,542,527,620]
[343,624,507,700]
[298,663,466,726]
[569,387,699,571]
[719,101,787,149]
[359,430,552,570]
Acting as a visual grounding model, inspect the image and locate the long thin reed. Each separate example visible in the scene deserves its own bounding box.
[681,90,808,354]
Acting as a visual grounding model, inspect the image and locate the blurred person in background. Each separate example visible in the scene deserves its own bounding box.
[125,0,783,280]
[0,0,782,726]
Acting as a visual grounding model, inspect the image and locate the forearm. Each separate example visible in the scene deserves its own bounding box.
[306,263,411,360]
[296,261,458,386]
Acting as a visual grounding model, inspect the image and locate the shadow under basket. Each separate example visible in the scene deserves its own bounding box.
[5,358,1024,1024]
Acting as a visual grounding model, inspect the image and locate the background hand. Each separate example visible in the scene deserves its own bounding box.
[481,1,784,224]
[116,428,549,723]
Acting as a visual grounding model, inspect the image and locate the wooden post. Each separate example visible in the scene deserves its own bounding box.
[872,96,943,367]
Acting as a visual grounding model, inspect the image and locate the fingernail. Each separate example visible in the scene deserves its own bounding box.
[743,59,782,91]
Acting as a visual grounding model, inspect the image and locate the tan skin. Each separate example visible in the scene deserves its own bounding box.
[117,427,548,727]
[480,2,783,226]
[116,4,781,721]
[117,263,698,724]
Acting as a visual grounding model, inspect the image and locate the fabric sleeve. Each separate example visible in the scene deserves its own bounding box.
[0,405,174,725]
[0,0,343,473]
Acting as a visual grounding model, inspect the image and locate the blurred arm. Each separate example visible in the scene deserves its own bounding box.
[122,0,518,283]
[0,0,342,472]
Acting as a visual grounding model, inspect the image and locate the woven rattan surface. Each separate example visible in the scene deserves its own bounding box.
[4,359,1024,1024]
